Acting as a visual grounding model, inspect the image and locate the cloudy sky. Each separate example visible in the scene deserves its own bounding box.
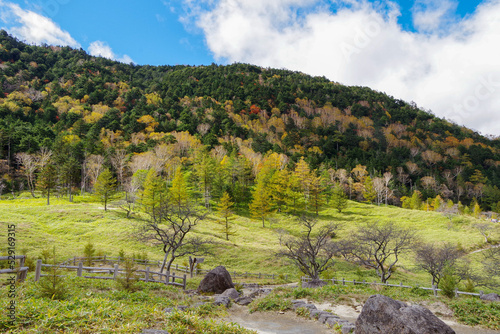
[0,0,499,136]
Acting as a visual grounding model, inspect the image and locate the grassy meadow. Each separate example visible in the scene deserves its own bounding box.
[0,194,497,285]
[1,195,500,332]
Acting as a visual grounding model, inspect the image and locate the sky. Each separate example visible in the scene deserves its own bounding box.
[0,0,499,137]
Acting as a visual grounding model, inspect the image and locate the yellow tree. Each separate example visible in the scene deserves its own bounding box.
[217,191,236,240]
[139,169,167,219]
[309,173,326,215]
[269,169,291,213]
[169,166,189,209]
[363,176,376,204]
[249,177,273,227]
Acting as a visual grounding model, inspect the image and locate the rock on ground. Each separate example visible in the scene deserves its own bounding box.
[481,293,500,302]
[355,294,455,334]
[197,266,235,294]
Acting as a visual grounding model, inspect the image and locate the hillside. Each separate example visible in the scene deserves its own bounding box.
[0,30,500,211]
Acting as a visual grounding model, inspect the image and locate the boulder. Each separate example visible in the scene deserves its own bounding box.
[220,288,240,300]
[481,293,500,302]
[355,295,455,334]
[197,266,235,294]
[302,279,328,289]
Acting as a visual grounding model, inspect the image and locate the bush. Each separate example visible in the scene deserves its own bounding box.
[116,257,140,292]
[440,265,458,298]
[37,247,66,300]
[83,242,95,266]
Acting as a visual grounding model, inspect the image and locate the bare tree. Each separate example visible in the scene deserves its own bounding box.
[474,223,494,243]
[415,242,463,286]
[119,175,141,218]
[139,199,213,273]
[276,215,338,281]
[15,152,37,197]
[84,154,104,193]
[110,149,129,189]
[340,221,417,283]
[482,247,500,279]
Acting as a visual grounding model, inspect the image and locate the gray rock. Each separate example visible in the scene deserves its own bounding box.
[302,279,328,289]
[213,296,231,308]
[142,330,169,334]
[318,312,339,324]
[341,323,356,334]
[234,296,253,306]
[481,293,500,302]
[163,307,174,314]
[221,288,240,300]
[309,309,327,319]
[355,295,455,334]
[197,266,235,294]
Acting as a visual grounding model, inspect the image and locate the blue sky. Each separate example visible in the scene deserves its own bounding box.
[0,0,499,136]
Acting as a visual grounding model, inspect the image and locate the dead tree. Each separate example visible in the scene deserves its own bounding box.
[340,221,417,283]
[276,215,338,281]
[415,242,463,286]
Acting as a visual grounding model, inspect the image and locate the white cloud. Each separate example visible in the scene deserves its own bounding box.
[182,0,500,136]
[0,2,80,48]
[88,40,134,64]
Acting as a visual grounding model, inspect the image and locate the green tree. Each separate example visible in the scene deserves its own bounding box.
[169,166,189,209]
[249,177,273,227]
[217,191,236,240]
[139,169,167,219]
[363,176,376,203]
[93,169,117,211]
[37,163,56,205]
[331,183,348,213]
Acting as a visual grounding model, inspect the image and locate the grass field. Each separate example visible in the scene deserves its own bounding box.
[0,195,498,286]
[1,195,500,332]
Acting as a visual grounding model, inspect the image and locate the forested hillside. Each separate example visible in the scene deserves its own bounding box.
[1,30,500,213]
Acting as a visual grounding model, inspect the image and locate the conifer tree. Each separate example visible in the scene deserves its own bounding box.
[169,166,189,209]
[331,183,348,213]
[363,176,376,203]
[93,169,117,211]
[217,191,236,240]
[249,177,272,227]
[139,169,166,219]
[37,163,56,205]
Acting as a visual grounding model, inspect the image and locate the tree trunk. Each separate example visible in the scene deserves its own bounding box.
[159,251,169,273]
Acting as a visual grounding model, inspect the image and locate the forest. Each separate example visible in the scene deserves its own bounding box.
[1,30,500,215]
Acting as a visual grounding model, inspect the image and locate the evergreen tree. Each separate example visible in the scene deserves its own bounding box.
[249,177,273,227]
[138,169,166,219]
[217,191,236,240]
[363,176,376,203]
[169,166,189,209]
[37,163,56,205]
[331,183,348,213]
[93,169,117,211]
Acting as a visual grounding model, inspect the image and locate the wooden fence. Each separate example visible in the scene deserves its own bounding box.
[0,255,28,282]
[301,276,484,298]
[35,260,187,289]
[63,256,287,281]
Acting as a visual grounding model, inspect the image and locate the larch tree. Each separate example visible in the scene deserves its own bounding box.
[93,169,117,211]
[249,177,273,227]
[15,152,37,197]
[37,163,56,205]
[331,183,348,213]
[217,191,236,241]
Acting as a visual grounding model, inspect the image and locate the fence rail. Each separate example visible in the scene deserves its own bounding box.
[0,255,28,282]
[35,260,187,289]
[63,256,287,281]
[301,276,484,298]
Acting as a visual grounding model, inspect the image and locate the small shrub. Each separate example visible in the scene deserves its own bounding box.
[118,249,125,260]
[116,257,141,292]
[440,265,458,299]
[463,279,475,293]
[234,283,243,293]
[83,242,95,266]
[38,247,66,300]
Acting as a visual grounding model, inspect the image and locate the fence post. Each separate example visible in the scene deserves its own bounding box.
[103,255,106,264]
[113,264,119,280]
[480,291,484,298]
[332,278,335,285]
[363,280,366,285]
[176,264,178,270]
[145,267,150,283]
[34,259,42,282]
[77,262,83,277]
[172,272,176,284]
[455,288,459,298]
[73,256,76,266]
[400,282,403,287]
[285,275,288,281]
[272,274,275,279]
[259,273,261,279]
[183,274,187,290]
[342,278,345,286]
[433,284,437,297]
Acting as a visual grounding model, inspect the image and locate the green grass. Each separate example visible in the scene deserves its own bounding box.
[0,196,497,286]
[0,276,256,333]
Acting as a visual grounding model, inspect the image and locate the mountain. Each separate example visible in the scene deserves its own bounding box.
[1,30,499,210]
